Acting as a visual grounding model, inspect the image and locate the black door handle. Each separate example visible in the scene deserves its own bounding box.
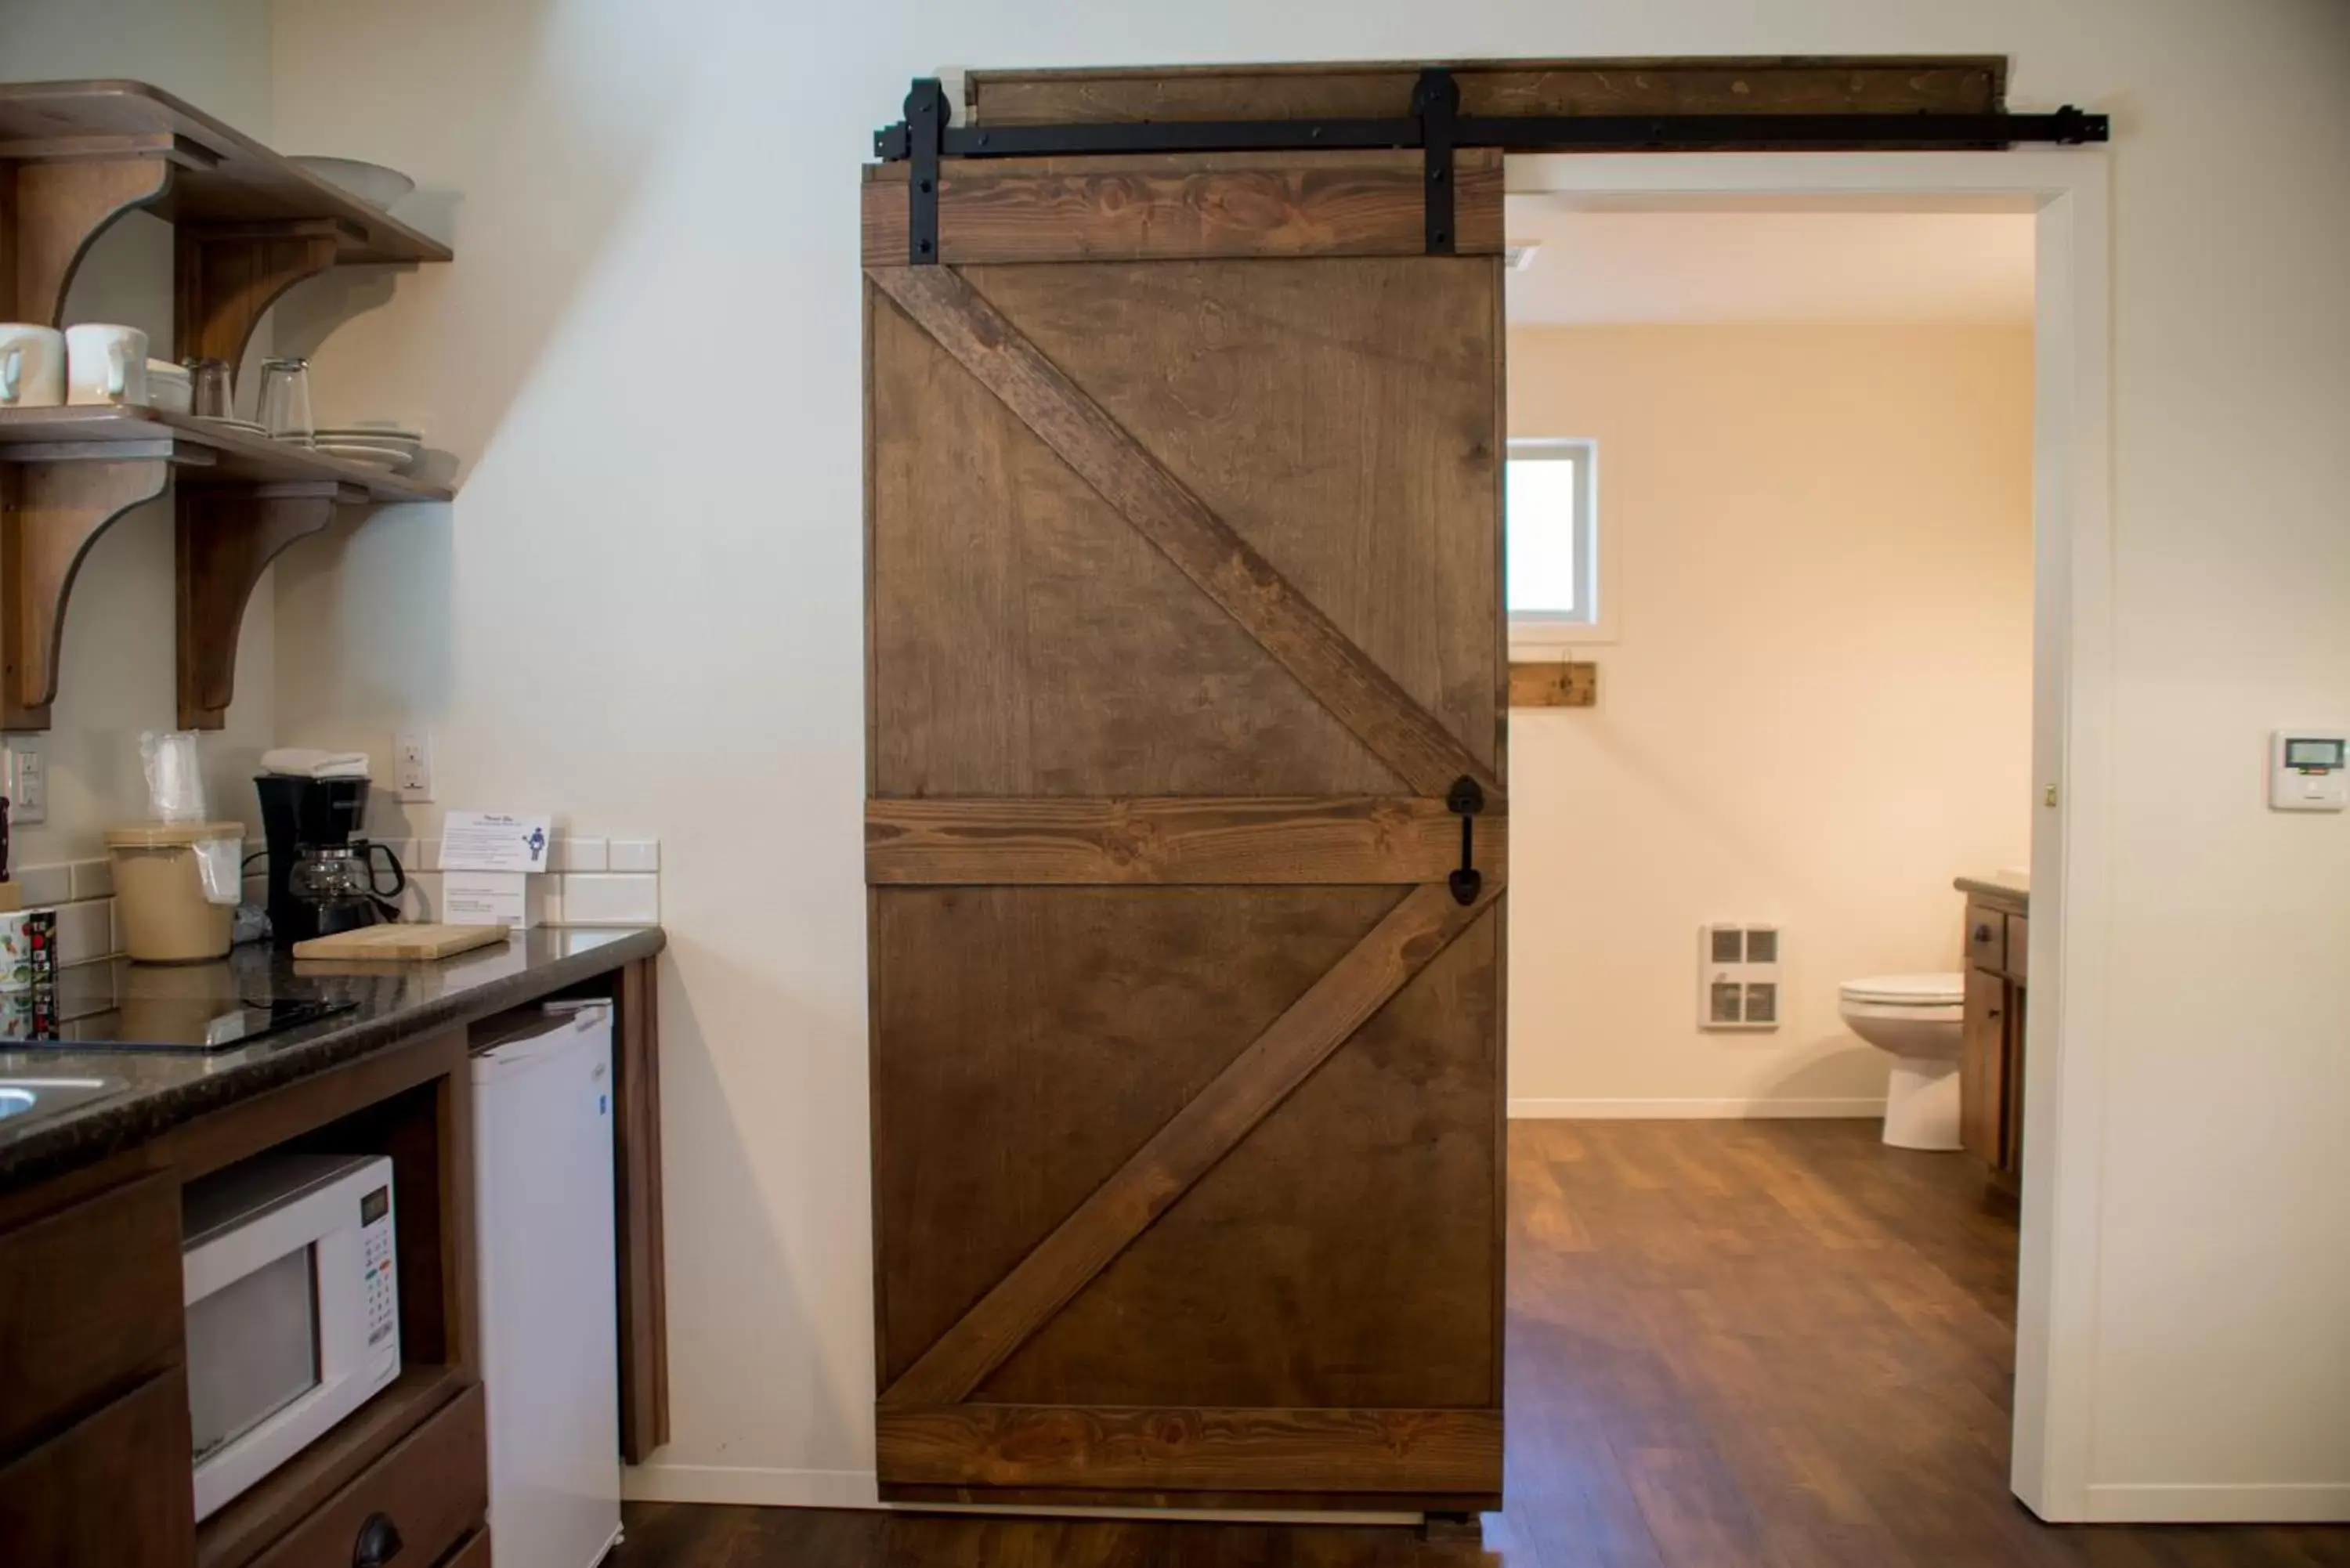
[352,1512,403,1568]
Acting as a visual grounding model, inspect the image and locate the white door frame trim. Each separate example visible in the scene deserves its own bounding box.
[1505,150,2113,1524]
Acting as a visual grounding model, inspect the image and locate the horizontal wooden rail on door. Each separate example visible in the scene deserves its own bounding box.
[866,795,1506,886]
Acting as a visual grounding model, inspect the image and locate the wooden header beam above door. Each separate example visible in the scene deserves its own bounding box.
[873,60,2103,266]
[963,57,2013,127]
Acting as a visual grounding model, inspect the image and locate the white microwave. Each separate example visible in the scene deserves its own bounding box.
[182,1153,401,1521]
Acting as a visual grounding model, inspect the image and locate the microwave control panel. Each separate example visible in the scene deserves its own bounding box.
[361,1183,398,1349]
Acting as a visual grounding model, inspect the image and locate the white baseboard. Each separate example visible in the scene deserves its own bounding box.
[623,1461,880,1508]
[1509,1097,1885,1120]
[2081,1483,2350,1524]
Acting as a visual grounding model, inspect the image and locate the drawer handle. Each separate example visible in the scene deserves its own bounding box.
[1973,923,1995,943]
[353,1512,403,1568]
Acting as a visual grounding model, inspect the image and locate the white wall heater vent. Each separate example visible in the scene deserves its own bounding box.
[1699,923,1781,1031]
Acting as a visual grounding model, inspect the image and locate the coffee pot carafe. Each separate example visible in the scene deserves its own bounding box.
[286,842,406,939]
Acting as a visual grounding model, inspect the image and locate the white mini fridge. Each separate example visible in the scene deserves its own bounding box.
[473,1003,623,1568]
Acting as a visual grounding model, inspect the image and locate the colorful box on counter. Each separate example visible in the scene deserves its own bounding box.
[0,907,60,1010]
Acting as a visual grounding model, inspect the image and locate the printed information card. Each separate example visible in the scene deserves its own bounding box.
[439,811,553,874]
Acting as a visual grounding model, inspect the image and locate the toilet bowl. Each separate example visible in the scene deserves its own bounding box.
[1839,973,1965,1151]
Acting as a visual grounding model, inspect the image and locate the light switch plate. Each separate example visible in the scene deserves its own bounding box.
[4,739,46,825]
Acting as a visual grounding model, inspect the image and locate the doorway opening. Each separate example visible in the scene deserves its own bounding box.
[1500,150,2110,1524]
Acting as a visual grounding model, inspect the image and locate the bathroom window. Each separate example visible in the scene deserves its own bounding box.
[1506,438,1602,643]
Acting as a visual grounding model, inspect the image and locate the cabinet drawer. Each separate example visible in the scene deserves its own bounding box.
[2007,914,2029,981]
[439,1528,490,1567]
[251,1383,486,1568]
[1964,905,2005,973]
[0,1364,196,1567]
[0,1171,183,1454]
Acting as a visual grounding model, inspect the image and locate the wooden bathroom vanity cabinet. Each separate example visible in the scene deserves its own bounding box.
[1957,875,2029,1202]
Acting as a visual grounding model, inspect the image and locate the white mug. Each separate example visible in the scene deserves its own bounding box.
[64,323,150,407]
[0,323,65,409]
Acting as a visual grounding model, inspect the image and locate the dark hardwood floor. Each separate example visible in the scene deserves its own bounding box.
[613,1120,2350,1566]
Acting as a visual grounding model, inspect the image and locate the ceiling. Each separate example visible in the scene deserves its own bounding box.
[1501,202,2036,327]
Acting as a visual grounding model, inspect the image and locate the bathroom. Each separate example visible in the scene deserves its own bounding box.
[1501,201,2035,1172]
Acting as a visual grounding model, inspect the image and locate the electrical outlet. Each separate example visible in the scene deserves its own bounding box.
[3,740,45,825]
[393,729,434,803]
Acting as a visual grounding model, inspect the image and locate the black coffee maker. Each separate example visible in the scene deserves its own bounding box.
[255,775,407,947]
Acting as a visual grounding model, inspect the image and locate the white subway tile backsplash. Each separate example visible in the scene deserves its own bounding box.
[56,898,112,966]
[553,836,607,873]
[400,873,444,923]
[607,838,659,873]
[69,858,114,900]
[15,863,70,908]
[559,873,658,925]
[534,876,564,927]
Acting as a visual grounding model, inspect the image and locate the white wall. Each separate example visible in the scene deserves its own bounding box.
[253,0,2350,1521]
[1507,323,2033,1118]
[0,2,280,854]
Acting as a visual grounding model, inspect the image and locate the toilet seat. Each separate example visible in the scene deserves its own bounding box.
[1839,973,1964,1008]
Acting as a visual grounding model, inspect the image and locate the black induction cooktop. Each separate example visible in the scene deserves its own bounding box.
[0,995,356,1053]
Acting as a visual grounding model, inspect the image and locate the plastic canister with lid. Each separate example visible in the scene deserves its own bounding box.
[106,822,243,963]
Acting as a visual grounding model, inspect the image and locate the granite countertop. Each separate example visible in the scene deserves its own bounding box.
[0,926,664,1192]
[1954,870,2030,906]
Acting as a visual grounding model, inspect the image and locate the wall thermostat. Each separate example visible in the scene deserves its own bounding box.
[2269,729,2347,811]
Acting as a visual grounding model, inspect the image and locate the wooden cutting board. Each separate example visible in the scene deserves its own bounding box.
[291,923,512,961]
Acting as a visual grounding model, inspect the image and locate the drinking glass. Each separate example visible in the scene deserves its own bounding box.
[184,358,233,421]
[257,357,314,445]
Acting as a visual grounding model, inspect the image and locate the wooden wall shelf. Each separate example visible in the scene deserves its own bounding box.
[0,407,448,503]
[0,81,455,732]
[0,410,446,730]
[0,80,450,328]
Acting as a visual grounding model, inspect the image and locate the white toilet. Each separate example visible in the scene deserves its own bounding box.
[1838,973,1966,1150]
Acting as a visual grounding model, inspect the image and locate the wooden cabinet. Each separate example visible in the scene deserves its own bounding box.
[1958,891,2029,1201]
[1958,966,2007,1168]
[0,1167,191,1566]
[0,1170,183,1454]
[0,1366,196,1567]
[0,943,668,1568]
[0,1033,485,1568]
[246,1384,485,1568]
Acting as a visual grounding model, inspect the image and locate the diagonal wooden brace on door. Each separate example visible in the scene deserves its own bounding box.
[879,876,1499,1407]
[866,265,1500,802]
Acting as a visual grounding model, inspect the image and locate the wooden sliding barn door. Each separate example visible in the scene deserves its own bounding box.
[862,143,1506,1512]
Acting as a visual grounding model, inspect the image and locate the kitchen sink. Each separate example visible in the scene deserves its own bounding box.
[0,1076,123,1124]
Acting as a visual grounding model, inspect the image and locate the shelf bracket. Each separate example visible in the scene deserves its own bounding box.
[175,480,354,730]
[3,156,175,326]
[175,220,350,394]
[0,457,171,731]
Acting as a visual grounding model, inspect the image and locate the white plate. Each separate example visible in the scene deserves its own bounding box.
[316,445,420,466]
[313,443,415,472]
[314,424,423,441]
[197,417,269,435]
[287,157,416,211]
